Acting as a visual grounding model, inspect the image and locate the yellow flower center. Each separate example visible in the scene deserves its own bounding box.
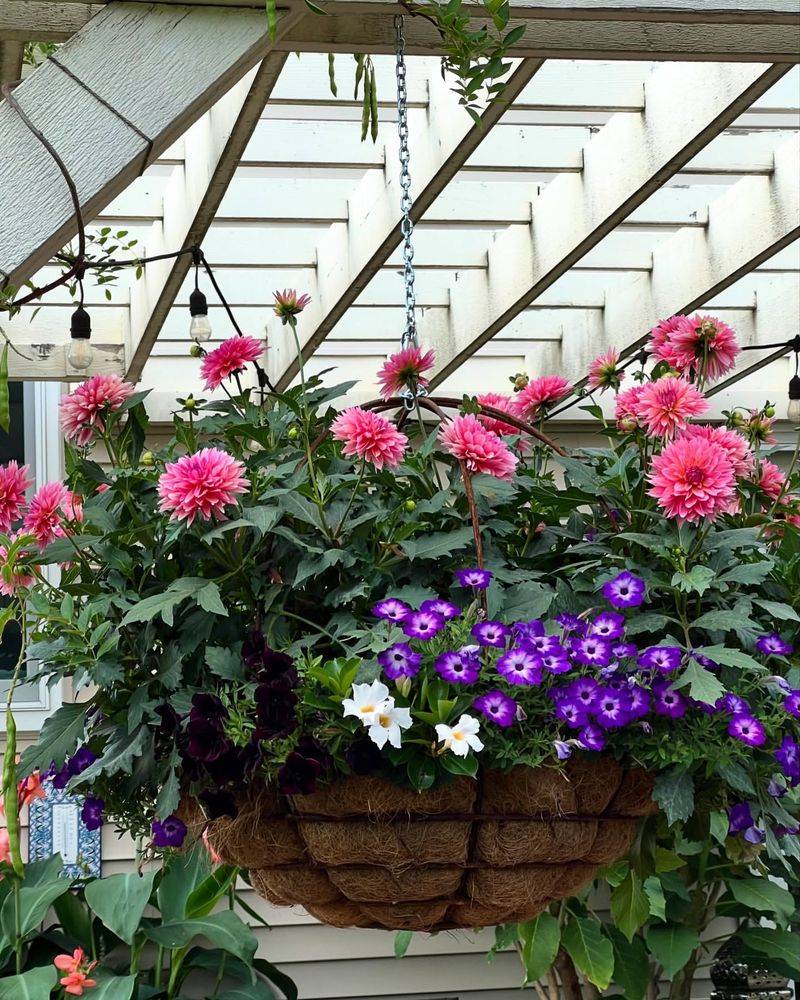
[378,714,391,728]
[453,731,464,741]
[360,704,374,714]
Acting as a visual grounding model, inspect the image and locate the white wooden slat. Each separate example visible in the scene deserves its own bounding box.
[126,52,289,381]
[0,2,100,42]
[419,61,791,389]
[264,59,546,391]
[0,1,288,289]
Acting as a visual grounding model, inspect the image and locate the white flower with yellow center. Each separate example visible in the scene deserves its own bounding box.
[342,680,391,727]
[368,700,412,749]
[435,714,484,757]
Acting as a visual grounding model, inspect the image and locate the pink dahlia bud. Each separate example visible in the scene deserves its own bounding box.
[376,345,435,400]
[273,289,311,324]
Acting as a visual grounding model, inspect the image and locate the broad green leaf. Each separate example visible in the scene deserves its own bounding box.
[710,810,729,845]
[519,912,560,983]
[561,916,614,990]
[643,876,667,922]
[719,562,773,586]
[0,878,70,939]
[716,761,756,795]
[608,926,650,1000]
[654,848,685,873]
[673,660,726,706]
[401,526,475,561]
[727,877,794,927]
[672,565,716,595]
[0,965,56,1000]
[694,609,756,632]
[645,925,699,979]
[502,580,554,621]
[206,645,245,681]
[19,701,87,777]
[90,973,137,1000]
[186,865,238,920]
[754,599,800,623]
[155,768,180,820]
[394,930,413,958]
[241,506,281,534]
[611,870,650,941]
[145,911,258,965]
[217,984,276,1000]
[195,581,227,616]
[739,928,800,977]
[653,768,694,825]
[252,958,298,1000]
[85,870,156,944]
[158,844,211,922]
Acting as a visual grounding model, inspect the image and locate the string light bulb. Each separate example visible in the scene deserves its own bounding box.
[189,248,212,342]
[68,303,93,371]
[788,347,800,423]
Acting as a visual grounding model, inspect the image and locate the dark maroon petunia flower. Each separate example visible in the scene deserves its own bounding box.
[278,751,323,796]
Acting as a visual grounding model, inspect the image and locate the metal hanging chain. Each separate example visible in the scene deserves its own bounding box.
[395,14,418,354]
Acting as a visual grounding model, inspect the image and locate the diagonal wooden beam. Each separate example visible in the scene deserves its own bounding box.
[419,60,792,391]
[0,40,24,85]
[265,57,545,391]
[125,53,288,382]
[0,2,304,293]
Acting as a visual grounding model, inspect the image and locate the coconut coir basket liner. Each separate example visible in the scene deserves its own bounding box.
[200,758,656,931]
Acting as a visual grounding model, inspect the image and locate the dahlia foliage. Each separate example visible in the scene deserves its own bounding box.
[1,304,799,991]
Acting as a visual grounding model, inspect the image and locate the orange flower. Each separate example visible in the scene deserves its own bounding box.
[18,771,46,810]
[54,949,97,995]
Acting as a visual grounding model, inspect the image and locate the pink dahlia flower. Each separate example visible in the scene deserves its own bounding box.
[0,460,32,532]
[681,423,754,478]
[648,436,736,523]
[666,314,739,383]
[587,348,625,393]
[23,482,83,549]
[438,414,518,480]
[60,374,135,446]
[476,393,522,437]
[636,376,708,439]
[158,448,250,524]
[615,384,647,432]
[648,315,685,368]
[200,335,263,391]
[331,408,408,470]
[377,345,435,400]
[757,459,786,502]
[513,375,570,421]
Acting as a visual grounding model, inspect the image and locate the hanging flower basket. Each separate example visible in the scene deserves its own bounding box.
[194,761,656,931]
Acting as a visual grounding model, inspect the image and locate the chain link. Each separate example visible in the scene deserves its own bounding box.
[395,14,418,354]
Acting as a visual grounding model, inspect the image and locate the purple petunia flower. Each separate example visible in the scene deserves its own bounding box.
[756,633,794,657]
[474,689,517,728]
[435,651,480,685]
[775,735,800,785]
[564,677,600,712]
[420,598,461,620]
[455,568,493,589]
[727,713,766,747]
[594,689,631,730]
[717,692,750,715]
[554,740,573,760]
[472,621,511,648]
[626,684,652,719]
[378,642,422,680]
[638,646,683,673]
[728,801,754,834]
[570,635,613,668]
[403,610,446,640]
[601,571,646,609]
[496,646,542,686]
[775,824,800,837]
[768,778,787,798]
[540,649,572,674]
[513,619,545,642]
[652,681,687,719]
[588,612,626,641]
[521,632,563,656]
[613,642,638,659]
[693,652,719,671]
[578,724,606,752]
[80,796,104,831]
[784,691,800,720]
[372,598,411,622]
[555,613,586,635]
[554,699,589,730]
[744,826,766,845]
[152,815,187,848]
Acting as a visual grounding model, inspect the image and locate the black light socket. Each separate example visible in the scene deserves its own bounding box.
[189,287,209,317]
[70,305,91,339]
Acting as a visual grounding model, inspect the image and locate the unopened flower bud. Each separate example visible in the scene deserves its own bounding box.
[287,426,300,441]
[140,451,155,468]
[189,344,203,358]
[403,499,416,512]
[764,404,775,418]
[511,373,529,392]
[184,395,197,412]
[396,676,412,698]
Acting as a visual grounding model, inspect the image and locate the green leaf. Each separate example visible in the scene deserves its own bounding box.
[241,506,281,534]
[155,768,180,820]
[195,581,227,616]
[653,768,694,825]
[719,562,773,586]
[608,927,650,1000]
[158,845,212,923]
[671,565,716,595]
[716,761,756,795]
[754,598,800,623]
[654,848,685,873]
[0,965,56,1000]
[727,877,794,927]
[739,928,800,977]
[394,930,413,958]
[710,810,728,845]
[693,609,756,632]
[611,870,650,941]
[0,343,9,433]
[0,878,70,940]
[206,645,245,681]
[401,526,475,560]
[265,0,278,40]
[252,958,298,1000]
[673,660,726,706]
[186,865,238,920]
[643,876,666,922]
[519,912,560,983]
[89,973,137,1000]
[19,701,87,777]
[561,916,614,990]
[217,984,276,1000]
[502,580,554,621]
[85,870,156,944]
[645,925,699,979]
[145,911,258,965]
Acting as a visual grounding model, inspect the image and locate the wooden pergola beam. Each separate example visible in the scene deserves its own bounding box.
[0,2,100,42]
[421,60,792,391]
[0,2,305,293]
[125,53,288,382]
[264,57,545,391]
[0,40,24,84]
